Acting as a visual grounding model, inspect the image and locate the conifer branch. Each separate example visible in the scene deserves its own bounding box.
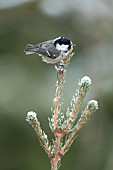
[60,100,98,155]
[26,111,51,156]
[53,69,64,130]
[26,51,98,170]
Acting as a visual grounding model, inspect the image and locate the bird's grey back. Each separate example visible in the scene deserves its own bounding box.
[24,39,60,59]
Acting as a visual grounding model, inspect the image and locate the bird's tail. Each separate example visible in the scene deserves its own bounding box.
[24,44,36,55]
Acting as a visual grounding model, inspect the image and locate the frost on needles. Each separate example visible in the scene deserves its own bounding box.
[26,52,98,170]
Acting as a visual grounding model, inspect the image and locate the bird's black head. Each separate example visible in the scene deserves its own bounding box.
[54,37,72,51]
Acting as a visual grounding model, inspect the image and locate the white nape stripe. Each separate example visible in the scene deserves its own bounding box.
[56,43,69,51]
[53,37,61,42]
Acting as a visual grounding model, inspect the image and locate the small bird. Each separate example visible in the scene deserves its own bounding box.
[24,36,75,64]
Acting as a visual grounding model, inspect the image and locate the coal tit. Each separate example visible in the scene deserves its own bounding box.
[24,36,75,64]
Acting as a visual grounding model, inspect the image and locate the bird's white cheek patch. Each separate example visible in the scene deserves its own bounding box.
[56,44,69,51]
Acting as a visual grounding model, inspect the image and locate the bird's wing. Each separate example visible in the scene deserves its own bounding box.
[34,40,60,59]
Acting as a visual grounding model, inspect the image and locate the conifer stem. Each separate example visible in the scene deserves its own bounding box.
[51,135,61,170]
[54,70,64,130]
